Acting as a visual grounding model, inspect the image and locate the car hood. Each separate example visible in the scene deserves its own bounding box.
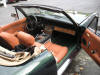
[66,11,92,24]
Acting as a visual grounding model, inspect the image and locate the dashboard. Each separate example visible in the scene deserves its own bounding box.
[26,15,77,37]
[54,26,76,35]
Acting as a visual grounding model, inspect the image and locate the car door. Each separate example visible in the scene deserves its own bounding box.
[81,17,100,65]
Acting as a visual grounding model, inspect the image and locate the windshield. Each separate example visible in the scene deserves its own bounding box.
[21,8,73,24]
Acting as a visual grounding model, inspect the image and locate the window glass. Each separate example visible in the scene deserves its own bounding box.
[21,8,73,24]
[88,18,97,33]
[17,9,25,20]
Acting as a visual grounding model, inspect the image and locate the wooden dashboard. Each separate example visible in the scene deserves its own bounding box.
[54,26,76,35]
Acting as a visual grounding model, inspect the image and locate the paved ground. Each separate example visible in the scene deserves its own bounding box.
[0,0,100,75]
[63,50,100,75]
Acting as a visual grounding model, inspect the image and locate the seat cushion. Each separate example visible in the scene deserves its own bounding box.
[15,31,35,47]
[44,42,68,63]
[0,32,19,49]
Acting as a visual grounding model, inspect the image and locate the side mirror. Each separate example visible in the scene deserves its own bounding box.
[11,13,17,17]
[11,13,18,21]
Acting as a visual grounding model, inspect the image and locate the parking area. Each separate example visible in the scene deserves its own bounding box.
[0,0,100,75]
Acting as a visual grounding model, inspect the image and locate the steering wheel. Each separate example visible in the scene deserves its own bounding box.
[26,15,38,30]
[26,15,44,36]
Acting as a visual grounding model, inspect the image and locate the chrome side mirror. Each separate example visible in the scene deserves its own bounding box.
[11,13,17,17]
[11,13,18,21]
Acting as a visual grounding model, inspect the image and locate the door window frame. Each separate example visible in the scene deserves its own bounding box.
[87,16,98,34]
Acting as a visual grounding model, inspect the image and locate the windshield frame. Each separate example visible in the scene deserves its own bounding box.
[14,4,77,26]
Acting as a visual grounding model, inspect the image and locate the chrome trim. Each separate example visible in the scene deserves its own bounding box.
[57,59,71,75]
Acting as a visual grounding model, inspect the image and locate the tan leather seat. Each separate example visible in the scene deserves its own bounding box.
[0,31,35,49]
[45,42,68,63]
[15,31,35,47]
[0,32,19,49]
[14,31,68,63]
[0,31,68,63]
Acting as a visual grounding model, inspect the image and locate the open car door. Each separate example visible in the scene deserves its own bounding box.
[81,28,100,65]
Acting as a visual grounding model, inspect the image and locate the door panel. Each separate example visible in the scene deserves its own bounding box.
[0,18,27,34]
[81,28,100,65]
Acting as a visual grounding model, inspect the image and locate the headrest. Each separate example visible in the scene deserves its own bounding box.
[15,31,35,47]
[0,32,19,49]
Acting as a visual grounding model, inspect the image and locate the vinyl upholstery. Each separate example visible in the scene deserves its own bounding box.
[0,31,68,63]
[45,41,68,63]
[0,18,26,33]
[0,32,19,49]
[81,29,100,65]
[0,31,42,49]
[15,31,35,47]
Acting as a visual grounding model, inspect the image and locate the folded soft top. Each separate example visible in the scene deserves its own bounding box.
[0,45,42,66]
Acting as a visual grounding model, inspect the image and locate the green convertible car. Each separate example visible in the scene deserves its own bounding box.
[0,4,100,75]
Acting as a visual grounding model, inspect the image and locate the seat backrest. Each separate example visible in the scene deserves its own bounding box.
[0,31,35,50]
[15,31,35,47]
[0,32,20,49]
